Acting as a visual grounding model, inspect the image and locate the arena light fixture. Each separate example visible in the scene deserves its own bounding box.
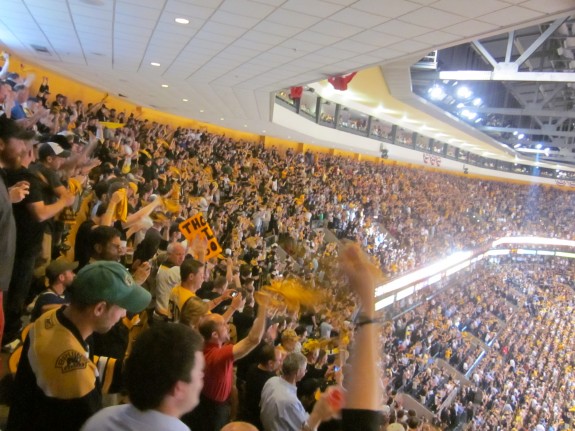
[150,62,161,67]
[456,85,472,99]
[428,84,446,100]
[175,17,190,24]
[460,109,477,120]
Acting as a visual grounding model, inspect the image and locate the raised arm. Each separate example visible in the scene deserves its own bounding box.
[232,291,268,360]
[340,243,380,414]
[123,196,163,227]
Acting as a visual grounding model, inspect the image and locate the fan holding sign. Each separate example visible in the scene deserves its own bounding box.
[179,213,223,260]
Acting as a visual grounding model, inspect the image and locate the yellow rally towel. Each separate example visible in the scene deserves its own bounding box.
[157,138,170,149]
[114,188,128,222]
[264,278,323,310]
[168,166,182,177]
[161,197,181,214]
[128,182,138,195]
[170,182,181,201]
[68,177,83,196]
[100,121,124,129]
[139,149,152,159]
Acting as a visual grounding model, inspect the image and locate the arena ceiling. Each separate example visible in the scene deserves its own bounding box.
[1,0,574,169]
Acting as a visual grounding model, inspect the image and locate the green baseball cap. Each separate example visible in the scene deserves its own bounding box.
[69,261,151,313]
[46,258,79,279]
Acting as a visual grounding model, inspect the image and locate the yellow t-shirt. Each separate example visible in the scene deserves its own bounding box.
[168,286,195,323]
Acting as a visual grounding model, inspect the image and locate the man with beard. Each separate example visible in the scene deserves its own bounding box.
[0,116,34,345]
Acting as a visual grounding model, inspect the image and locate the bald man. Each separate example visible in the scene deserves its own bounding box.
[154,242,186,320]
[221,422,257,431]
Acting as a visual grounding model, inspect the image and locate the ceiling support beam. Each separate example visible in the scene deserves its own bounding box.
[479,125,575,138]
[538,83,565,108]
[445,17,573,83]
[473,106,575,119]
[505,31,514,63]
[438,70,575,82]
[472,40,498,68]
[514,16,569,67]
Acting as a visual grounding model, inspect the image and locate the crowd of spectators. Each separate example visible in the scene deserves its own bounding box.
[375,257,574,431]
[467,258,575,431]
[0,54,575,431]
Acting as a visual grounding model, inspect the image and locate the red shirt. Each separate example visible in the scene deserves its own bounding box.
[202,342,234,402]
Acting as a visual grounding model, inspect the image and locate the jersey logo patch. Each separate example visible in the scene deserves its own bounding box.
[45,315,55,329]
[55,350,87,373]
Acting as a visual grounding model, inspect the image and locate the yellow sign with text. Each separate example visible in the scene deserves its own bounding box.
[179,214,222,260]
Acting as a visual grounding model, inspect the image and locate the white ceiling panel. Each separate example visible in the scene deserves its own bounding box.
[233,39,275,52]
[115,29,150,42]
[115,3,163,20]
[352,0,421,18]
[219,46,260,59]
[368,46,413,60]
[292,30,341,45]
[242,30,287,45]
[373,19,431,37]
[266,9,323,29]
[279,39,323,54]
[443,19,499,37]
[194,31,236,45]
[252,21,302,38]
[351,51,402,65]
[310,20,363,38]
[399,7,467,28]
[331,39,381,54]
[329,8,391,28]
[351,30,402,46]
[412,30,461,46]
[68,4,113,17]
[211,10,261,29]
[0,10,38,23]
[324,0,358,5]
[479,6,543,26]
[150,30,189,44]
[252,0,285,6]
[432,0,509,18]
[164,1,216,18]
[521,0,575,13]
[282,0,344,18]
[201,22,248,38]
[219,0,276,19]
[115,14,158,29]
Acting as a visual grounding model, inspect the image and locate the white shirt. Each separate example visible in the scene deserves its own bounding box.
[81,404,190,431]
[155,264,181,314]
[260,376,308,431]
